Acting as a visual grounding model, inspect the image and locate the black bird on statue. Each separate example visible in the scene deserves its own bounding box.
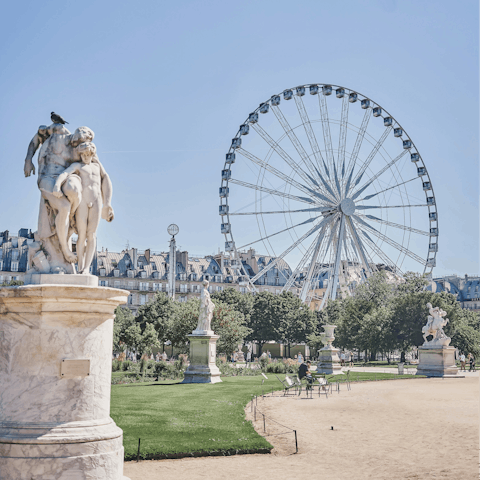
[51,112,69,124]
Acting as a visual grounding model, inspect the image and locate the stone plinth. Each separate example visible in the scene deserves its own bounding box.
[416,346,459,377]
[182,333,222,384]
[316,347,342,374]
[0,282,130,479]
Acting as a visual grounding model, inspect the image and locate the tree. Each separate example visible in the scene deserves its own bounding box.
[248,292,279,355]
[275,292,317,357]
[113,306,135,352]
[135,292,174,352]
[211,300,251,356]
[211,287,254,323]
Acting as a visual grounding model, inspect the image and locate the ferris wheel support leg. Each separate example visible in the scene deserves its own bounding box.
[346,216,372,279]
[299,222,330,302]
[330,215,346,301]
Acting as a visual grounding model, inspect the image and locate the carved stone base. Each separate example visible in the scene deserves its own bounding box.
[24,272,99,287]
[0,283,129,479]
[182,334,222,384]
[416,346,458,377]
[316,347,342,374]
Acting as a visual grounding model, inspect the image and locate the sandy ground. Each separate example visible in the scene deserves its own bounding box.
[124,376,479,480]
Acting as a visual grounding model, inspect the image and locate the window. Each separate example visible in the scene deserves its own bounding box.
[240,287,247,294]
[127,295,133,305]
[0,261,3,271]
[114,269,120,277]
[192,273,197,281]
[114,280,120,287]
[140,282,148,291]
[140,295,147,305]
[99,268,106,276]
[11,250,19,261]
[179,296,187,303]
[138,261,143,268]
[100,280,108,287]
[179,273,186,281]
[208,286,213,293]
[140,271,147,279]
[127,270,134,278]
[275,277,280,286]
[216,286,223,292]
[128,281,134,288]
[11,261,18,272]
[151,262,156,269]
[192,285,199,292]
[180,284,188,293]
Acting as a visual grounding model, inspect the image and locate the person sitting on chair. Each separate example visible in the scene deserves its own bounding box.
[299,361,313,387]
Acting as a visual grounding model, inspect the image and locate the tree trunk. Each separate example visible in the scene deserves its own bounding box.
[400,351,406,363]
[370,351,376,361]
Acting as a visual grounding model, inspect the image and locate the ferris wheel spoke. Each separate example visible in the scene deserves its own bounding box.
[229,178,316,205]
[352,215,426,266]
[356,203,429,210]
[282,232,324,292]
[249,215,334,284]
[346,216,372,276]
[355,174,415,202]
[354,223,403,274]
[358,214,430,236]
[230,205,334,216]
[236,147,333,204]
[343,109,371,191]
[271,105,319,180]
[251,123,317,190]
[237,217,317,250]
[299,220,332,301]
[294,95,329,178]
[318,94,335,172]
[348,126,393,195]
[338,95,349,177]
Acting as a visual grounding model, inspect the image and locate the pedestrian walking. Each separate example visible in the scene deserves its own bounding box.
[340,351,346,366]
[469,354,476,372]
[459,352,466,371]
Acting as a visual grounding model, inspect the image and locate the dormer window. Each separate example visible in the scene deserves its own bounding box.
[11,250,19,261]
[99,268,106,276]
[114,269,120,277]
[140,271,147,279]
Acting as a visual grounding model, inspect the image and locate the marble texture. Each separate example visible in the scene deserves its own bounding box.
[0,283,130,479]
[421,302,451,347]
[182,334,222,384]
[416,346,459,377]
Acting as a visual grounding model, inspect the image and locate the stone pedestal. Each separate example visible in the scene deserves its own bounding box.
[316,347,342,374]
[0,279,130,479]
[416,346,458,377]
[182,333,222,384]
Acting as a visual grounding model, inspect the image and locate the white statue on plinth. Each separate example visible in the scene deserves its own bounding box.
[24,118,114,275]
[193,280,215,334]
[422,302,451,347]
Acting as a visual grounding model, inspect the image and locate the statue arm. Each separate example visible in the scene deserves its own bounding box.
[24,126,52,177]
[95,159,114,222]
[52,163,81,197]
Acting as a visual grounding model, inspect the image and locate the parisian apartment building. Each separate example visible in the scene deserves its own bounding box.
[2,228,478,314]
[0,228,294,313]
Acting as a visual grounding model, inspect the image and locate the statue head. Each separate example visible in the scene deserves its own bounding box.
[426,302,432,309]
[202,279,209,288]
[71,126,94,147]
[75,142,96,164]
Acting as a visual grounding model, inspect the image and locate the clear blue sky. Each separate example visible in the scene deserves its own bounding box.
[0,0,478,277]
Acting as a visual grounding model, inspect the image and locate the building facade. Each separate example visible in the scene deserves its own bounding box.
[430,274,480,312]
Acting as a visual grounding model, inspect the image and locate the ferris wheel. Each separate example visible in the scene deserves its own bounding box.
[219,84,438,309]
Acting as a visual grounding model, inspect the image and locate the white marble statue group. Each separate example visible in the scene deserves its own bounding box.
[24,121,114,275]
[422,302,451,347]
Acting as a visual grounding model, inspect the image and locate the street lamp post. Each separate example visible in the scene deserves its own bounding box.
[167,224,179,299]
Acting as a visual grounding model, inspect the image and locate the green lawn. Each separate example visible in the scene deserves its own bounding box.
[111,376,283,460]
[110,372,425,460]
